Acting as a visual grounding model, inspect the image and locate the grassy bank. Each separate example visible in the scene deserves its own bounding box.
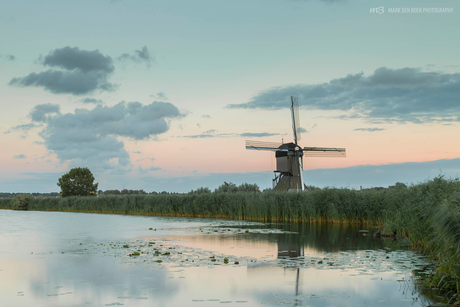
[383,176,460,300]
[1,176,460,299]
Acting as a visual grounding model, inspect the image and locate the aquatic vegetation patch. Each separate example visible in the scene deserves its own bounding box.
[74,234,433,279]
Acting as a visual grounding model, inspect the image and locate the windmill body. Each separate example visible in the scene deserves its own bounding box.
[245,96,346,192]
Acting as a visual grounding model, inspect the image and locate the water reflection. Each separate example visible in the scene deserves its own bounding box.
[270,223,393,256]
[0,210,436,307]
[167,222,395,261]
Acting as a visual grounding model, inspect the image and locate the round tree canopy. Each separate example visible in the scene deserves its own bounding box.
[57,167,98,197]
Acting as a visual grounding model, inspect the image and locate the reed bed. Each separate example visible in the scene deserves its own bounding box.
[1,188,395,223]
[382,176,460,299]
[0,198,12,209]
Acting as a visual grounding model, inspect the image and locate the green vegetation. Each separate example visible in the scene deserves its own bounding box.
[187,182,259,194]
[0,192,59,198]
[57,167,98,197]
[99,189,147,195]
[11,194,32,210]
[382,177,460,299]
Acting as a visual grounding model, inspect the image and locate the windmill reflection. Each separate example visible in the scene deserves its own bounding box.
[277,233,303,306]
[277,233,304,258]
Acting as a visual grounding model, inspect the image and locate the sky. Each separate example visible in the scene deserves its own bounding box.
[1,0,459,193]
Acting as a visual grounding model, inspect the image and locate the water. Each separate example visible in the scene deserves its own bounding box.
[0,210,438,307]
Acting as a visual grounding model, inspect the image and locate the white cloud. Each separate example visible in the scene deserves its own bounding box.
[20,101,184,172]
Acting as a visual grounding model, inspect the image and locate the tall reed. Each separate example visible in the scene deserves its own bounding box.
[0,198,12,209]
[383,176,460,298]
[8,187,392,224]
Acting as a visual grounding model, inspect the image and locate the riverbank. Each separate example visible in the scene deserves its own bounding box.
[2,176,460,302]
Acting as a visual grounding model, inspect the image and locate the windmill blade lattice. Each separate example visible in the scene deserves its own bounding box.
[245,140,284,151]
[304,146,346,157]
[291,96,301,144]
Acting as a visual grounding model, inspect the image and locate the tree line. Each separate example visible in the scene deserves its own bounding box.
[0,164,407,198]
[0,192,60,198]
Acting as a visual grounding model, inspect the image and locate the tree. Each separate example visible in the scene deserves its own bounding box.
[57,167,98,197]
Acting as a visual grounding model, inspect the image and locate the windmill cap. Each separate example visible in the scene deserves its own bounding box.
[277,142,297,150]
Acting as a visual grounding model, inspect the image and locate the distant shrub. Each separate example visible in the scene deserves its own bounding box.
[237,182,259,193]
[11,194,32,210]
[214,182,238,193]
[188,187,212,194]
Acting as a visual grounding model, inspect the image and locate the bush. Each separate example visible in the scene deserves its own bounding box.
[11,194,32,210]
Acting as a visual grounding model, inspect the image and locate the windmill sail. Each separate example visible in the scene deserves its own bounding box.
[245,140,284,151]
[303,147,346,157]
[290,96,301,144]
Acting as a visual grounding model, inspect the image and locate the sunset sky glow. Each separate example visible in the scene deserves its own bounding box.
[1,0,459,193]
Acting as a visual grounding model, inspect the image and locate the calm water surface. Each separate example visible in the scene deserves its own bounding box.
[0,210,436,307]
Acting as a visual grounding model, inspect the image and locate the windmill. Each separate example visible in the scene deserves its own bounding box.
[245,96,346,191]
